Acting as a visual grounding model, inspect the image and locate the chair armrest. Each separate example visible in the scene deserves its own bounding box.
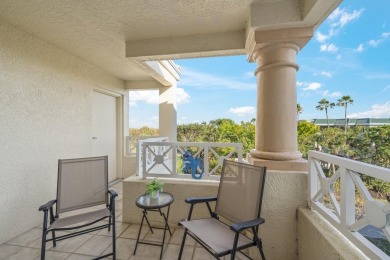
[108,190,118,198]
[230,218,265,232]
[185,196,217,204]
[39,200,57,211]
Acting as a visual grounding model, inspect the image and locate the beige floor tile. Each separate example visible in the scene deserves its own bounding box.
[192,247,217,260]
[0,244,22,259]
[130,243,164,260]
[5,228,42,247]
[3,247,40,260]
[65,253,93,260]
[97,222,129,237]
[162,244,194,260]
[120,224,148,240]
[169,228,196,247]
[74,235,113,256]
[49,234,93,253]
[142,228,172,244]
[102,237,136,260]
[116,214,123,222]
[116,202,123,211]
[33,250,70,260]
[27,237,52,250]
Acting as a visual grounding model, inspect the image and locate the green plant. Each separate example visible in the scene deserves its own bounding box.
[146,178,164,197]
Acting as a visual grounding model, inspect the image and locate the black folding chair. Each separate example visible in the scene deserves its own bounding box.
[39,156,117,259]
[178,160,267,260]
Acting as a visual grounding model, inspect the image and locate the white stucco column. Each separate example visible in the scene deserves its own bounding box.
[246,28,313,171]
[159,85,177,142]
[251,43,301,160]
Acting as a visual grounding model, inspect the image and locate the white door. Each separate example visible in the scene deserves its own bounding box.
[92,91,117,182]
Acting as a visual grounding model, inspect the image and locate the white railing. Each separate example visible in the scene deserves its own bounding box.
[135,137,169,175]
[126,135,160,156]
[139,140,243,180]
[308,150,390,259]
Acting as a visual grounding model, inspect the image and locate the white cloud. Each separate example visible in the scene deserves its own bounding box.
[176,87,190,104]
[322,90,342,97]
[129,90,159,106]
[303,82,321,91]
[382,32,390,38]
[179,67,255,90]
[369,39,381,47]
[228,106,255,117]
[296,81,307,87]
[383,85,390,92]
[315,31,328,43]
[349,102,390,118]
[368,32,390,48]
[365,72,390,80]
[314,71,333,77]
[355,43,364,53]
[316,8,363,44]
[320,43,338,53]
[329,8,364,28]
[129,88,190,106]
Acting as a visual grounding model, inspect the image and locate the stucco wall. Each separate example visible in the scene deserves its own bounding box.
[297,208,368,260]
[0,21,125,244]
[123,170,308,259]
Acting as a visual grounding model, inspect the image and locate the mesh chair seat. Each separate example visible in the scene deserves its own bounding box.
[181,218,253,255]
[48,208,110,231]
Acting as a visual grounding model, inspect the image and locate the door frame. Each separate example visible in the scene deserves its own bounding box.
[93,88,124,180]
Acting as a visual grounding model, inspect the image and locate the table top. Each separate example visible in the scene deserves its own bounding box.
[135,192,174,210]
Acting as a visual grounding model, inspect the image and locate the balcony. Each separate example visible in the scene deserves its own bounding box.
[2,148,389,259]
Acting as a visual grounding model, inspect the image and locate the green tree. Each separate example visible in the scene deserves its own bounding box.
[129,126,159,136]
[297,103,303,121]
[297,121,319,158]
[177,123,207,142]
[316,99,335,127]
[337,95,354,133]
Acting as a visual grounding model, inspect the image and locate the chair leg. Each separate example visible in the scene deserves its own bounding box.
[108,216,112,231]
[51,230,56,247]
[252,227,265,260]
[41,211,48,260]
[178,229,188,260]
[112,212,116,260]
[230,232,239,260]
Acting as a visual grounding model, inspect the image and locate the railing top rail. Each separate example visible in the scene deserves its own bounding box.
[308,150,390,181]
[137,136,169,142]
[130,135,161,139]
[141,141,243,147]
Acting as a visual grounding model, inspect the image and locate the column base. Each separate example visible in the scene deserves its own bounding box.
[250,149,302,161]
[247,154,308,172]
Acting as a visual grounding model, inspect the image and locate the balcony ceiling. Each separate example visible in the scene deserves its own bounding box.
[0,0,341,82]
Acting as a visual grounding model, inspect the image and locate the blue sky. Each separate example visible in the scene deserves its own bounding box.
[129,0,390,128]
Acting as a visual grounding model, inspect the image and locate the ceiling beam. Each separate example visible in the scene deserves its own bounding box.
[125,30,245,61]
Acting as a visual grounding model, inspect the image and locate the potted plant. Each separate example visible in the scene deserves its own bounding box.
[146,178,164,198]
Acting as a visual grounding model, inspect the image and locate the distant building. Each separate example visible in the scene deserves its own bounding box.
[311,118,390,128]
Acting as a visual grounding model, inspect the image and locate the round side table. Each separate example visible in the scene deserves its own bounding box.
[133,192,174,259]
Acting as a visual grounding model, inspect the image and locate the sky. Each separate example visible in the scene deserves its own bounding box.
[129,0,390,128]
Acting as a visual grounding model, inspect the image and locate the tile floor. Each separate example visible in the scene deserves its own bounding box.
[0,181,250,260]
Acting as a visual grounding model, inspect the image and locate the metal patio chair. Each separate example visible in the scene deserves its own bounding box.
[39,156,117,260]
[178,160,267,260]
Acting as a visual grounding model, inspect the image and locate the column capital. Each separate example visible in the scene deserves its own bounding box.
[246,27,313,62]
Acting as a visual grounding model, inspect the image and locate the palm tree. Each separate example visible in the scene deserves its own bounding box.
[316,99,335,127]
[337,95,354,133]
[297,103,303,121]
